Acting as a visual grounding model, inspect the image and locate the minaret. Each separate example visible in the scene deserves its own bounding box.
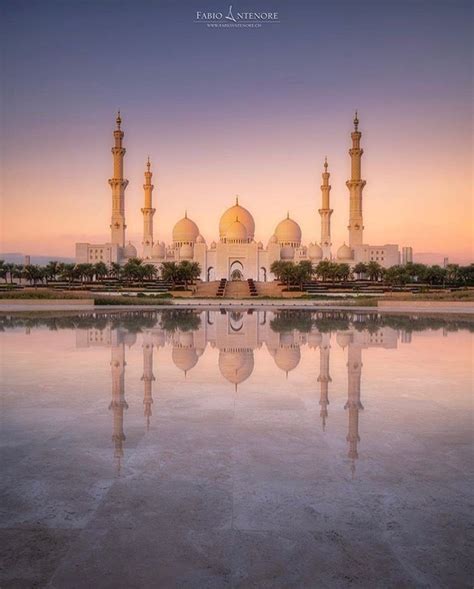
[319,157,333,259]
[108,111,128,248]
[317,331,331,430]
[141,336,155,430]
[344,341,364,477]
[109,330,128,473]
[346,111,366,248]
[141,157,155,259]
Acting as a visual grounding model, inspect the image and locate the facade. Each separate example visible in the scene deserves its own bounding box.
[76,112,411,278]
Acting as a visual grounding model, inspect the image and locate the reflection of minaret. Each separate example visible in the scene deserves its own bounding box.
[142,338,155,430]
[141,157,155,259]
[345,341,364,477]
[108,112,128,247]
[109,332,128,473]
[319,157,333,260]
[346,111,366,248]
[317,332,331,430]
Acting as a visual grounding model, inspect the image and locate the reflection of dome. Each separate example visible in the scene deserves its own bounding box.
[280,245,294,260]
[173,213,200,243]
[308,243,323,260]
[180,243,193,259]
[123,242,137,258]
[275,214,302,245]
[122,331,137,348]
[336,332,353,349]
[225,219,248,242]
[219,350,254,385]
[219,199,255,240]
[152,241,165,258]
[274,346,301,374]
[196,234,205,244]
[172,346,198,374]
[337,243,353,260]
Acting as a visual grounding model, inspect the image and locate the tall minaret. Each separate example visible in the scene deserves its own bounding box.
[346,111,366,248]
[344,341,364,477]
[108,111,128,248]
[141,157,155,259]
[141,335,155,430]
[319,157,333,260]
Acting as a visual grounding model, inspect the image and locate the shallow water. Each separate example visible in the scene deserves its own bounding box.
[1,309,473,587]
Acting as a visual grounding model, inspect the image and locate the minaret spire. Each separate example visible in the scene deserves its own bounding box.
[109,112,128,248]
[346,111,366,248]
[141,337,155,430]
[319,156,333,259]
[141,157,156,259]
[345,340,364,478]
[317,332,332,430]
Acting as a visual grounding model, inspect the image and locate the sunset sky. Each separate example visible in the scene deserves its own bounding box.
[1,0,472,263]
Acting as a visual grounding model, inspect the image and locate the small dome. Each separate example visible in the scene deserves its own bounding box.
[337,243,353,260]
[172,347,198,373]
[219,350,254,385]
[269,234,278,245]
[123,241,137,258]
[152,241,165,258]
[180,243,193,259]
[196,234,205,244]
[257,241,263,249]
[274,346,301,374]
[226,218,248,241]
[308,243,323,260]
[210,241,217,249]
[274,214,302,245]
[172,213,200,243]
[280,245,294,260]
[219,199,255,240]
[336,332,353,349]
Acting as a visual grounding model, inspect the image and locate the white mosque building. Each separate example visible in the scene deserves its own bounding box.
[76,112,406,280]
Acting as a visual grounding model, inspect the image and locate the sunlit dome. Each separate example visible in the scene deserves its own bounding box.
[225,218,248,242]
[172,212,200,243]
[308,243,323,260]
[337,243,353,260]
[219,198,255,240]
[196,234,205,244]
[123,241,137,258]
[219,349,254,385]
[274,214,302,245]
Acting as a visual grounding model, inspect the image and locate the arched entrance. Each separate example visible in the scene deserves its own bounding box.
[229,260,244,281]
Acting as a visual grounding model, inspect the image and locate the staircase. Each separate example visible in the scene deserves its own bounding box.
[216,278,227,297]
[224,280,251,298]
[247,278,258,296]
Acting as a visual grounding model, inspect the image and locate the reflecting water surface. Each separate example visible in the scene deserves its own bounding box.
[1,310,473,587]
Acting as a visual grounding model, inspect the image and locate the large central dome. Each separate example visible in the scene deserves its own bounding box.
[219,197,255,240]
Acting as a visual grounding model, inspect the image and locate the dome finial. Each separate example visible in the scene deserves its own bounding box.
[287,211,290,219]
[185,209,187,218]
[235,195,239,205]
[324,156,328,171]
[146,155,151,171]
[116,110,122,129]
[353,110,359,131]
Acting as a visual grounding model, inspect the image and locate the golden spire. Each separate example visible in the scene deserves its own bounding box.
[146,156,151,171]
[116,110,122,129]
[353,110,359,131]
[287,211,290,219]
[324,156,328,171]
[235,195,239,205]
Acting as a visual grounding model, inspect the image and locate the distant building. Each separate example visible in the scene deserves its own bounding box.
[76,112,411,278]
[24,255,31,265]
[402,247,413,265]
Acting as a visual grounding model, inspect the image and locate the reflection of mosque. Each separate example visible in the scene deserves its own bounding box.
[76,311,406,475]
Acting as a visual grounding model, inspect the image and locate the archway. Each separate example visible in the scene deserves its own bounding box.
[207,266,214,282]
[229,260,244,281]
[260,267,267,282]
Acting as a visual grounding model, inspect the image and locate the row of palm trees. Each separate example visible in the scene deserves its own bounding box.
[270,260,474,288]
[0,258,202,289]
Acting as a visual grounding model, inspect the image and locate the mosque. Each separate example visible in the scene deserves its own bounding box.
[76,112,408,279]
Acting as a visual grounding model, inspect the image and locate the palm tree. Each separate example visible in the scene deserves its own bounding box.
[59,263,77,284]
[142,264,158,281]
[23,264,44,286]
[336,263,351,282]
[4,263,15,284]
[0,260,7,283]
[45,261,60,282]
[161,262,180,287]
[353,262,367,280]
[12,264,24,285]
[314,260,332,281]
[294,261,313,290]
[367,261,382,281]
[93,262,108,281]
[109,262,122,280]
